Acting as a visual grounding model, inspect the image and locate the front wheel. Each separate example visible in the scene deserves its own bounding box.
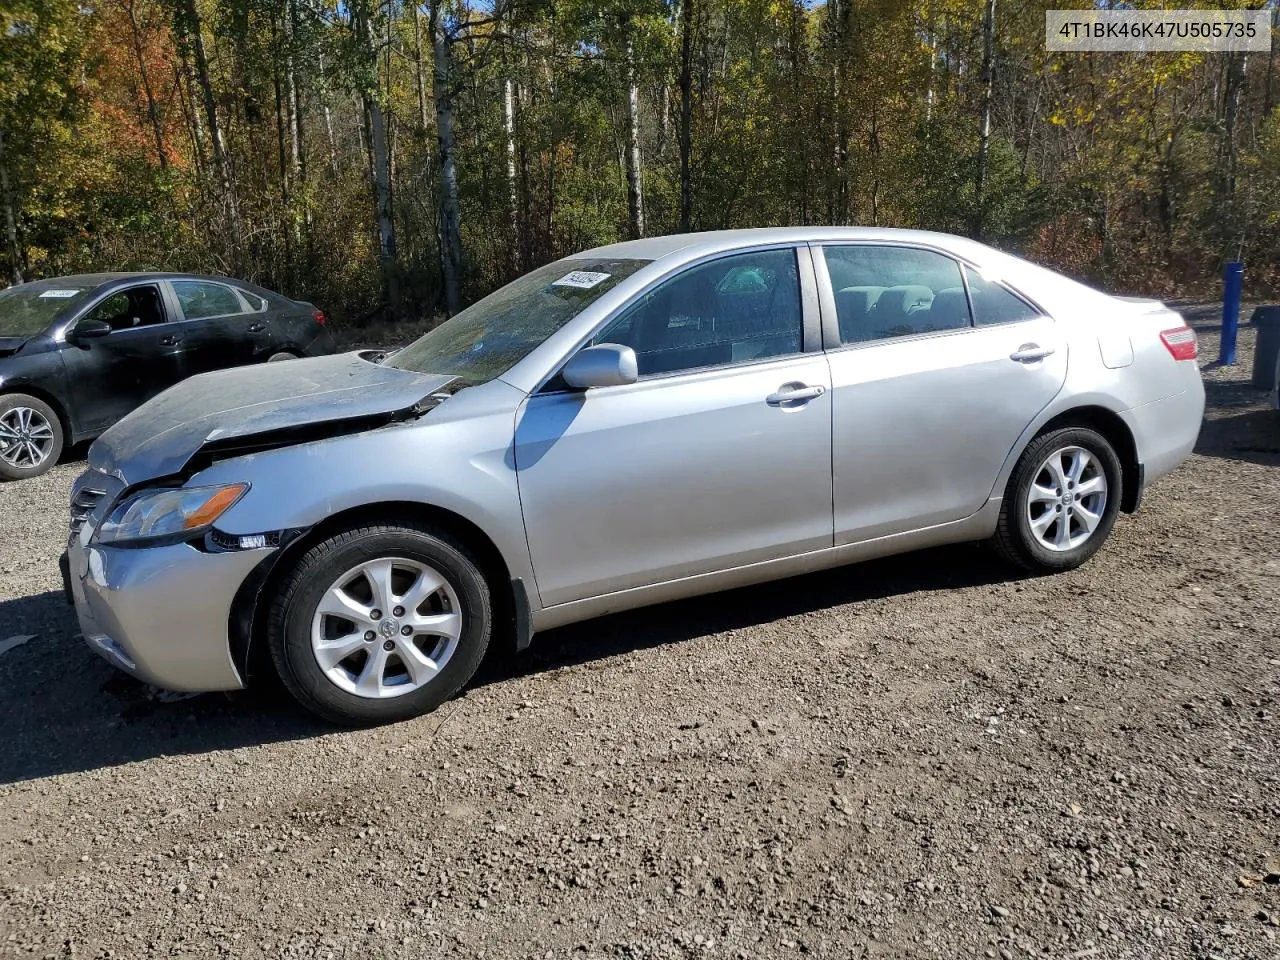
[991,426,1123,573]
[266,522,492,725]
[0,394,65,481]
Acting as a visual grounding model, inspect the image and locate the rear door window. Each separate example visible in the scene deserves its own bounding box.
[172,280,246,320]
[821,246,971,344]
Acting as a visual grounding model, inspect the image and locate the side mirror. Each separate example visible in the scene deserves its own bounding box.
[562,343,638,389]
[67,319,113,344]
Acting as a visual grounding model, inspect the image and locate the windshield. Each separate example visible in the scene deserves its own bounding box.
[0,281,96,338]
[386,258,650,382]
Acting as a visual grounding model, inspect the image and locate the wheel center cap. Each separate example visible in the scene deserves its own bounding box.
[378,618,399,640]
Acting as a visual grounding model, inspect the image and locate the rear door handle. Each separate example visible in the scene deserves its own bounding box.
[160,335,181,346]
[1010,343,1054,363]
[247,323,266,333]
[766,383,826,406]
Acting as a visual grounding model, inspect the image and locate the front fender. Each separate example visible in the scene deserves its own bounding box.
[189,381,537,589]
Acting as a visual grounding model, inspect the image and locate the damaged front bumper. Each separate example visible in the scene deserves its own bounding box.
[64,531,275,692]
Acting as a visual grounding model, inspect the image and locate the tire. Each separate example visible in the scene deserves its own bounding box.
[266,522,492,726]
[991,426,1123,573]
[0,393,65,481]
[268,351,299,362]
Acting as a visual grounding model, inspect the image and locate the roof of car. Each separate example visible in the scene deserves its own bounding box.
[570,227,999,264]
[24,272,256,287]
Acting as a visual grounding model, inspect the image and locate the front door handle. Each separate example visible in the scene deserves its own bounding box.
[766,383,826,406]
[160,335,181,346]
[1010,343,1055,363]
[247,323,266,333]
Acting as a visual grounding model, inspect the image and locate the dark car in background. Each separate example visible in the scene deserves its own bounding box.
[0,273,334,480]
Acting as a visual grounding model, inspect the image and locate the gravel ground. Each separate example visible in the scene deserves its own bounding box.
[1,305,1278,960]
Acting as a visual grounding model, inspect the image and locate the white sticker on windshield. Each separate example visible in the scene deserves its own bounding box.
[552,270,610,289]
[38,289,82,299]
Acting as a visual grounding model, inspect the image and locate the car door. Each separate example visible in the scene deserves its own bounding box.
[168,278,270,374]
[816,243,1067,545]
[514,246,834,608]
[231,284,284,354]
[60,283,186,434]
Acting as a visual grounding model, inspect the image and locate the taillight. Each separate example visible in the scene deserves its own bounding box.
[312,309,327,326]
[1159,325,1197,361]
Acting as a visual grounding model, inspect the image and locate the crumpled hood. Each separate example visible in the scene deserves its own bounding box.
[0,335,29,359]
[90,352,458,485]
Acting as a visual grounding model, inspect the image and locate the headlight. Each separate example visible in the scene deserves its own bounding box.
[96,482,249,546]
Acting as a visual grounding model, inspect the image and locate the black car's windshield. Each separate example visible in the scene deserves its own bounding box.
[0,281,96,337]
[387,258,650,382]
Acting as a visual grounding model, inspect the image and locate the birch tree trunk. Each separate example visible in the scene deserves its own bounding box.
[624,38,645,239]
[412,2,431,132]
[318,51,339,174]
[491,0,520,271]
[973,0,996,239]
[829,0,851,224]
[1265,6,1276,117]
[924,1,936,125]
[432,4,464,315]
[0,127,21,285]
[1220,52,1247,258]
[285,0,303,210]
[173,61,205,181]
[353,2,399,313]
[368,99,398,309]
[503,77,521,262]
[124,0,168,170]
[656,81,669,156]
[678,0,695,232]
[180,0,242,262]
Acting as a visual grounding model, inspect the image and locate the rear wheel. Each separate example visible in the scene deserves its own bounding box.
[266,521,491,725]
[991,426,1122,572]
[0,394,64,481]
[267,350,299,362]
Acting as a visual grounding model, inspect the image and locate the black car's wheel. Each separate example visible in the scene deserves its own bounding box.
[0,394,64,481]
[991,426,1123,573]
[268,351,299,362]
[266,521,492,726]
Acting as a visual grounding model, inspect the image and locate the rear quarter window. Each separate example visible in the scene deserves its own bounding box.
[964,267,1041,326]
[236,289,267,312]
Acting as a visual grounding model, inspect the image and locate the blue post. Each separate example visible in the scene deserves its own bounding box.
[1221,261,1243,365]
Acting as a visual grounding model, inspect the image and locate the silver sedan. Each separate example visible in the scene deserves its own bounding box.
[62,228,1205,725]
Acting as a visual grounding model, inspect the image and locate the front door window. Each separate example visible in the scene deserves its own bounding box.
[594,248,803,376]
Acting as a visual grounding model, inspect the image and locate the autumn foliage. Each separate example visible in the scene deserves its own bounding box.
[1,1,1278,319]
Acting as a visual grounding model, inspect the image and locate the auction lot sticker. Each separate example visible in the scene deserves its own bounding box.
[1046,10,1272,53]
[553,271,611,289]
[38,289,83,298]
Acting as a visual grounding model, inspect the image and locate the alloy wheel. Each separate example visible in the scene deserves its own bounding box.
[1025,445,1109,552]
[310,557,463,699]
[0,407,56,470]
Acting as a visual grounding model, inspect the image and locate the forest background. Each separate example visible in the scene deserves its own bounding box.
[2,0,1278,326]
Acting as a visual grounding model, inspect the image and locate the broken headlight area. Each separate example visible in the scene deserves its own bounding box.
[204,528,297,553]
[95,483,249,547]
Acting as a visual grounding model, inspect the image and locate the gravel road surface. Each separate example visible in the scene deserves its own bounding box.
[1,306,1278,959]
